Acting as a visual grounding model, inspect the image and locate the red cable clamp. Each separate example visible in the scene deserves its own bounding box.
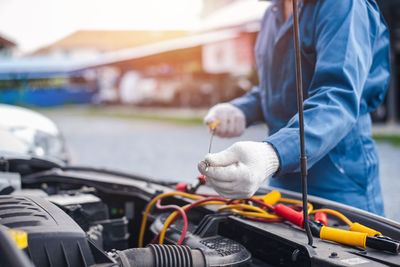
[175,183,188,192]
[274,203,304,228]
[314,212,328,226]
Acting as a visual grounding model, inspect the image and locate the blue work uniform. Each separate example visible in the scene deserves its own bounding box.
[230,0,390,215]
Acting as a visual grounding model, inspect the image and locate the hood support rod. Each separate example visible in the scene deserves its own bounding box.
[292,0,313,246]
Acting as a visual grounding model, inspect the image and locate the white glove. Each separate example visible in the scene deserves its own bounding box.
[198,141,279,199]
[204,103,246,138]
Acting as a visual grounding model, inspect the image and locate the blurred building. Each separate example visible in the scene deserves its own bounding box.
[0,34,17,57]
[0,57,95,107]
[31,30,189,60]
[0,31,189,107]
[90,30,258,106]
[84,0,270,107]
[0,1,270,108]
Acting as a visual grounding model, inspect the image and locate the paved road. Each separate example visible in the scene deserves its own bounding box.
[47,113,400,222]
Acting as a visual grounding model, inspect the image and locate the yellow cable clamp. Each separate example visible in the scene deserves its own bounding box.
[261,190,281,205]
[7,229,28,249]
[320,226,367,248]
[349,222,382,237]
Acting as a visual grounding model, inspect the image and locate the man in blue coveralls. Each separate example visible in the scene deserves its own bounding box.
[198,0,390,216]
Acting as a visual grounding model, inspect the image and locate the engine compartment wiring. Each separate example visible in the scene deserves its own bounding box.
[137,189,400,254]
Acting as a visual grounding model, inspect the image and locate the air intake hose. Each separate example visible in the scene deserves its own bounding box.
[117,244,206,267]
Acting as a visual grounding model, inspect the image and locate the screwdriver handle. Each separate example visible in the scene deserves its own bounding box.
[208,120,221,131]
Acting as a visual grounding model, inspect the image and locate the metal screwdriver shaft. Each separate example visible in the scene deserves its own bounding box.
[208,133,214,153]
[207,120,221,154]
[292,0,313,246]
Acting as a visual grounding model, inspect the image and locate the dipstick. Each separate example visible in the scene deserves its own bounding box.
[207,120,220,153]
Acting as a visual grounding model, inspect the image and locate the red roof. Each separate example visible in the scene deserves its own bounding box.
[32,30,189,55]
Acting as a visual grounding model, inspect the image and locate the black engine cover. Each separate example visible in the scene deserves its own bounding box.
[0,195,96,267]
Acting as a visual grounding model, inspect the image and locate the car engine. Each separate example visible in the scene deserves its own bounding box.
[1,160,399,267]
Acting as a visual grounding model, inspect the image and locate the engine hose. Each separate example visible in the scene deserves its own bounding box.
[117,244,206,267]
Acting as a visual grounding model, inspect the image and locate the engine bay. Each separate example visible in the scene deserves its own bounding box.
[1,158,400,267]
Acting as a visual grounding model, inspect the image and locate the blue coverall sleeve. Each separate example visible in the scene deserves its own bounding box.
[230,85,264,126]
[267,0,375,175]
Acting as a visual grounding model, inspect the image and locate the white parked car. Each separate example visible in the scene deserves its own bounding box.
[0,104,68,163]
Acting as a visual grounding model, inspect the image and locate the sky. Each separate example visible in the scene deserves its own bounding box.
[0,0,203,53]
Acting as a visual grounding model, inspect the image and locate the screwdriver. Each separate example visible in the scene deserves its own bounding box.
[207,120,221,153]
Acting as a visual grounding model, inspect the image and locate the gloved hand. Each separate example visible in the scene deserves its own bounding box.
[204,103,246,138]
[198,141,280,199]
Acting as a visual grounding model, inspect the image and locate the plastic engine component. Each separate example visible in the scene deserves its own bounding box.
[117,244,206,267]
[46,193,109,231]
[151,213,252,266]
[92,217,130,250]
[47,193,130,250]
[0,195,97,267]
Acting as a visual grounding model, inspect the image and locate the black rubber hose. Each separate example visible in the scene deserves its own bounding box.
[117,244,206,267]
